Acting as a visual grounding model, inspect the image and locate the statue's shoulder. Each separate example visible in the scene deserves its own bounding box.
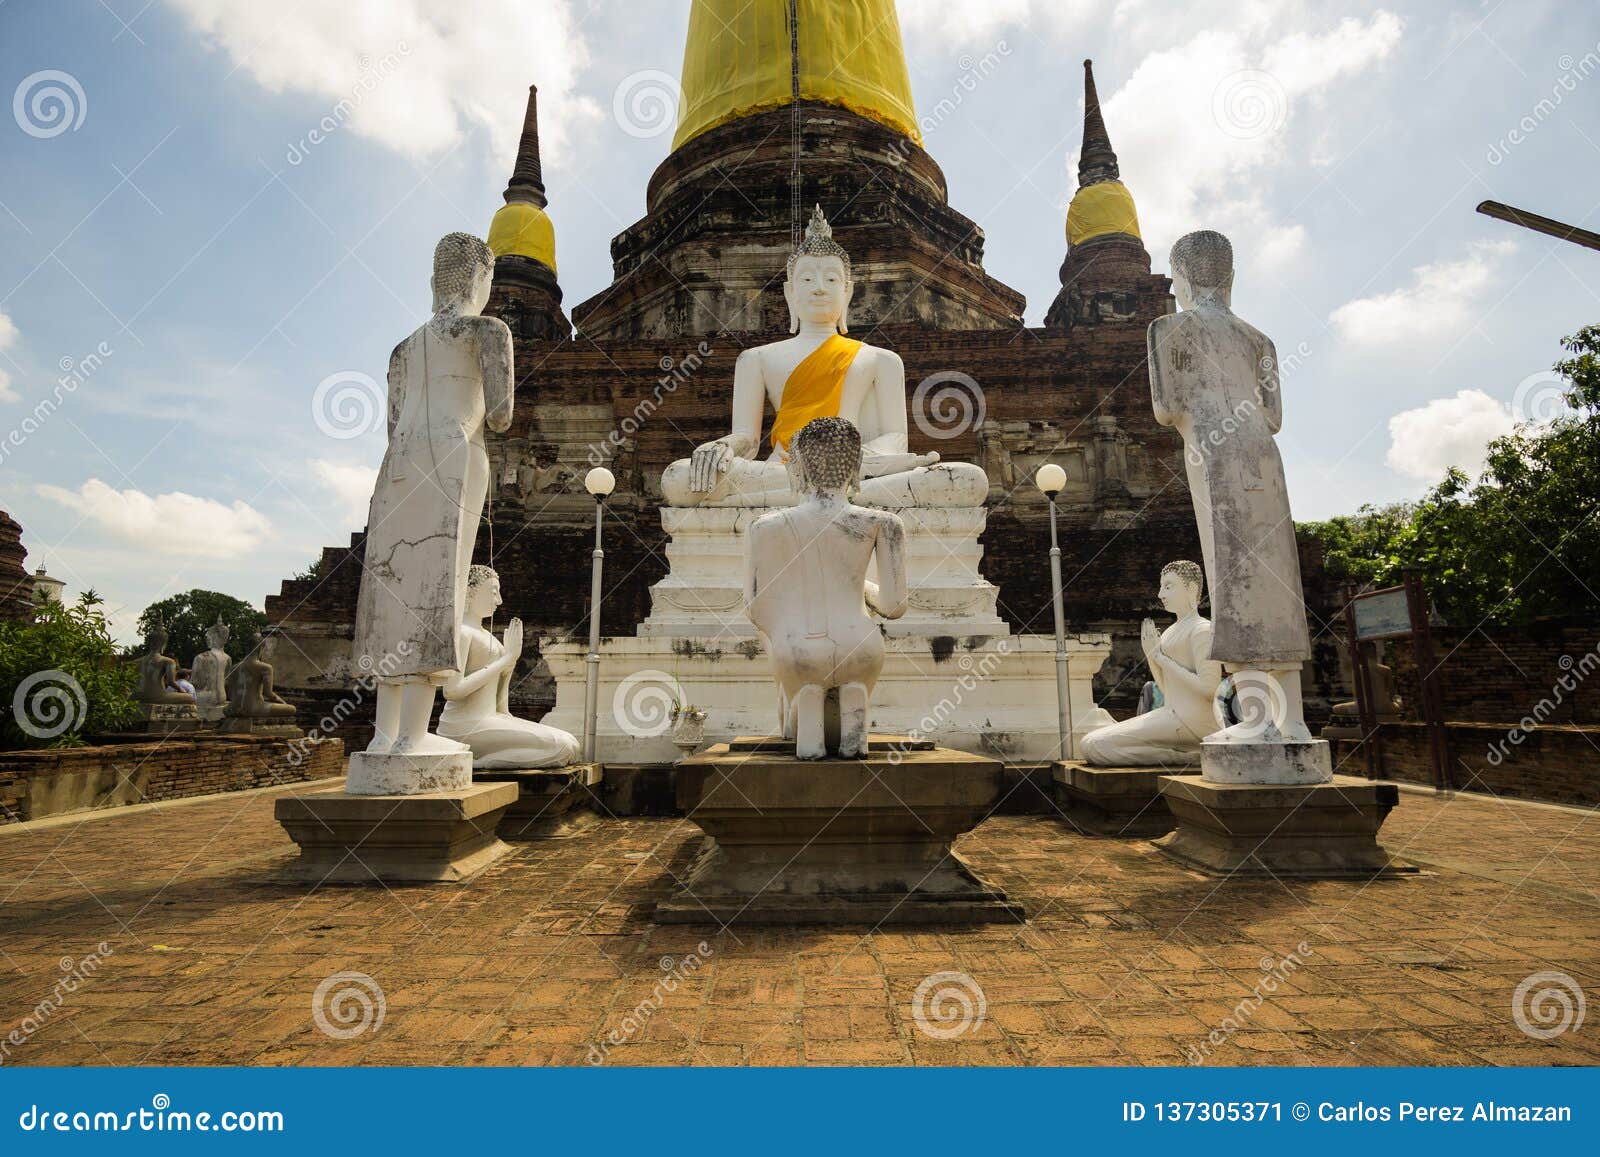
[1148,312,1178,339]
[857,506,906,534]
[735,344,767,374]
[862,342,902,376]
[464,313,512,345]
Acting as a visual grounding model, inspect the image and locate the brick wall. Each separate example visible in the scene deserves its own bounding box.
[1359,622,1600,725]
[0,735,343,825]
[1328,721,1599,808]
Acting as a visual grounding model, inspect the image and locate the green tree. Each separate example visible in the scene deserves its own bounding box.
[1,591,140,749]
[131,589,267,667]
[1299,325,1600,625]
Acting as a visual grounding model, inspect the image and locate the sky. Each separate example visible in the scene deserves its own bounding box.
[0,0,1596,642]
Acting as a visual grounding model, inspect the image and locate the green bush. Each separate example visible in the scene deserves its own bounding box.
[1,591,140,749]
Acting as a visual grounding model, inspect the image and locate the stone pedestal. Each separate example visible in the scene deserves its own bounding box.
[655,737,1023,924]
[474,763,602,840]
[274,781,518,883]
[1201,737,1332,785]
[542,634,1112,764]
[134,702,201,735]
[544,498,1116,764]
[1153,774,1415,878]
[642,505,1009,639]
[346,750,471,796]
[218,717,301,738]
[1051,761,1175,837]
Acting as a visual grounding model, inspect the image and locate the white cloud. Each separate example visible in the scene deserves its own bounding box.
[1385,389,1516,482]
[1084,10,1402,267]
[1330,240,1515,348]
[900,0,1090,45]
[165,0,602,168]
[0,310,19,402]
[36,479,272,558]
[308,458,378,529]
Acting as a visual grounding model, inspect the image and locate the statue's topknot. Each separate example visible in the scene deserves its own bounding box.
[787,205,851,278]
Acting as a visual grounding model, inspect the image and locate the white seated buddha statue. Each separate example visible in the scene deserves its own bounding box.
[1080,561,1224,767]
[438,565,580,769]
[660,206,989,510]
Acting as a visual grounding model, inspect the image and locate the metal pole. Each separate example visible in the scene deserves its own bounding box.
[582,495,605,763]
[1047,496,1074,760]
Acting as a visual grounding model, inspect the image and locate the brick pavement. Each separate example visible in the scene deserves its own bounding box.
[0,781,1595,1067]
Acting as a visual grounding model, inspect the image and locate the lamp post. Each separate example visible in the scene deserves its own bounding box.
[581,467,616,763]
[1035,464,1074,760]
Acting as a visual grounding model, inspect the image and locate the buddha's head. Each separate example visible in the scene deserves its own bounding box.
[466,564,502,619]
[205,617,230,652]
[785,206,852,334]
[788,417,862,498]
[258,632,278,663]
[145,618,168,656]
[431,232,497,317]
[1169,230,1233,311]
[1158,559,1204,617]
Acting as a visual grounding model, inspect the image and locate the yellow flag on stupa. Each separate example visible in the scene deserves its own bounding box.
[673,0,923,152]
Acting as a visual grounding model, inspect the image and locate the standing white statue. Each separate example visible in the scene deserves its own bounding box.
[190,617,231,722]
[744,417,908,759]
[438,565,580,769]
[660,206,987,509]
[348,232,514,795]
[1081,561,1223,766]
[1148,230,1327,783]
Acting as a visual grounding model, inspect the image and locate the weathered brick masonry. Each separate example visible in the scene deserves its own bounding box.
[0,736,343,825]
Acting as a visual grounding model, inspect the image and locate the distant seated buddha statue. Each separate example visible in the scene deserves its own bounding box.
[223,632,299,725]
[438,565,580,769]
[135,619,197,706]
[659,206,989,509]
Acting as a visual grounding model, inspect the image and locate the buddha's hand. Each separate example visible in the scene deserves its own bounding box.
[502,618,524,665]
[1140,618,1161,665]
[860,449,940,478]
[689,439,737,493]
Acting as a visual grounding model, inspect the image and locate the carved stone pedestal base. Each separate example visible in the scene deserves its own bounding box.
[1051,761,1176,837]
[135,702,200,735]
[1153,775,1415,878]
[1201,737,1332,785]
[346,750,471,796]
[273,782,518,883]
[655,738,1023,925]
[219,717,301,738]
[474,763,603,840]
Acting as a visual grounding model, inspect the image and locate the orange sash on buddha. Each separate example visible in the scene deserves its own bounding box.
[769,333,863,454]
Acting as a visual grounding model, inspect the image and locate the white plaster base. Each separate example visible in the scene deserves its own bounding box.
[641,504,1008,639]
[541,634,1114,764]
[346,750,473,796]
[1200,738,1333,786]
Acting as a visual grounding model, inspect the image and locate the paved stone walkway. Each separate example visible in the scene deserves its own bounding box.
[0,780,1595,1066]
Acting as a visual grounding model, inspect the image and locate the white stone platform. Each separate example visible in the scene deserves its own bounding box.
[542,501,1114,764]
[541,633,1112,764]
[640,505,1009,639]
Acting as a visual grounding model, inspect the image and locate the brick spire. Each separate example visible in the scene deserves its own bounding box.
[505,84,547,209]
[1078,59,1121,187]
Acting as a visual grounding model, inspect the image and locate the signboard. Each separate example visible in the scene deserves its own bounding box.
[1351,586,1412,640]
